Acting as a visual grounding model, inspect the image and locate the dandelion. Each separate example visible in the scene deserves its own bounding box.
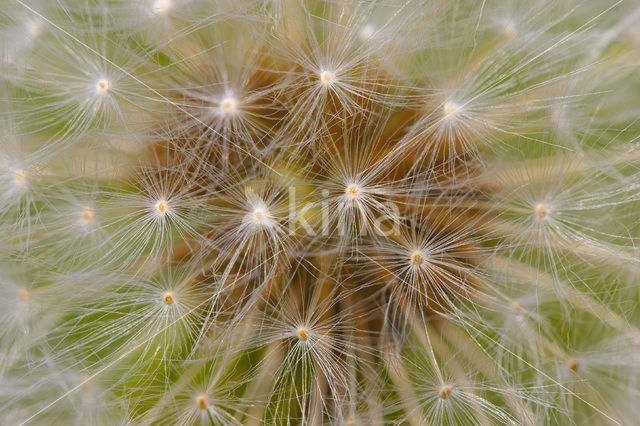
[1,1,639,424]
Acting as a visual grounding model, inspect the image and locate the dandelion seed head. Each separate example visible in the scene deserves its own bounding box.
[319,70,336,86]
[3,3,637,424]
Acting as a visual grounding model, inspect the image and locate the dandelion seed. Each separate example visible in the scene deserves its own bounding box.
[253,208,265,221]
[439,384,452,400]
[567,359,580,372]
[195,394,207,409]
[26,21,43,39]
[13,168,26,185]
[345,183,361,200]
[319,70,336,86]
[410,250,425,266]
[152,0,173,15]
[154,199,170,217]
[81,208,94,223]
[246,204,274,229]
[359,24,375,41]
[296,326,309,341]
[95,79,111,95]
[219,96,237,115]
[162,291,174,305]
[533,202,549,219]
[443,101,461,119]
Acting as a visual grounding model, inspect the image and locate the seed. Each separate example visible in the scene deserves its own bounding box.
[27,21,43,38]
[345,183,360,200]
[82,208,94,222]
[96,79,110,94]
[410,250,424,266]
[220,97,237,114]
[534,203,549,219]
[195,394,207,409]
[439,384,452,400]
[162,292,174,305]
[443,101,461,119]
[253,207,266,222]
[319,70,336,86]
[296,327,309,341]
[13,169,26,184]
[155,199,169,216]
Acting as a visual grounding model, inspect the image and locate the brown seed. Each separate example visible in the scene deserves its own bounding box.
[13,169,26,184]
[196,394,207,409]
[410,250,424,266]
[439,385,452,400]
[534,203,549,219]
[82,209,94,222]
[220,97,237,114]
[163,292,174,305]
[96,79,110,93]
[345,184,360,199]
[320,70,335,86]
[155,199,169,215]
[297,327,309,341]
